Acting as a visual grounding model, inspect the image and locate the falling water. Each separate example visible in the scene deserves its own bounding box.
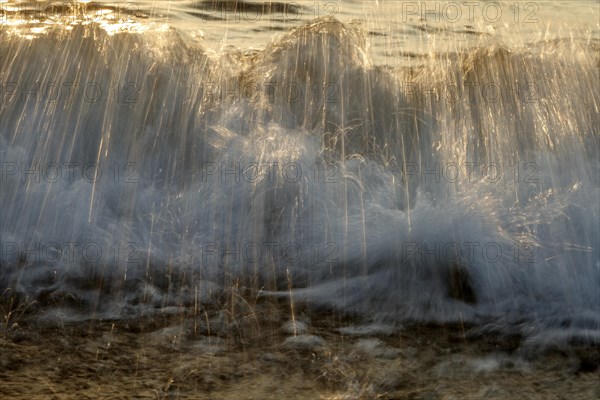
[0,1,598,352]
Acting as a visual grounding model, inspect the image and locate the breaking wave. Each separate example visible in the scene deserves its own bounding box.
[0,17,598,346]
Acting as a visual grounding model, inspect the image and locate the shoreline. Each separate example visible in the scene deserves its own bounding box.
[1,300,598,399]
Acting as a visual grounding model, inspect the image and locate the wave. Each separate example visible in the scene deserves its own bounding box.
[0,18,598,345]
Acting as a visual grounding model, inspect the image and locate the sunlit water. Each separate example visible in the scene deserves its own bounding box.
[0,1,599,347]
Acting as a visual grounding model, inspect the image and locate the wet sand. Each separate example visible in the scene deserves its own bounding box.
[1,299,598,399]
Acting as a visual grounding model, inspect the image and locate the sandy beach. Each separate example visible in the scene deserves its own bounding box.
[1,299,598,400]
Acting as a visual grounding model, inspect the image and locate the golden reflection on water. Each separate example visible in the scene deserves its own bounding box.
[2,1,597,66]
[1,0,151,37]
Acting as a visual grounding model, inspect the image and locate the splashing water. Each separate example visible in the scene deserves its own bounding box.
[0,1,598,348]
